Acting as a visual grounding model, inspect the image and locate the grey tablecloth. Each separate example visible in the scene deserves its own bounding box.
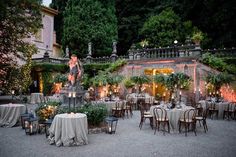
[126,93,155,104]
[198,100,229,119]
[150,104,194,132]
[48,113,88,147]
[30,93,44,104]
[0,104,25,127]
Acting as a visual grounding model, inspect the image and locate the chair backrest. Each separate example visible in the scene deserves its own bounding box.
[207,101,217,109]
[195,103,203,116]
[115,101,124,109]
[138,99,149,116]
[227,102,236,111]
[182,109,196,121]
[153,107,168,121]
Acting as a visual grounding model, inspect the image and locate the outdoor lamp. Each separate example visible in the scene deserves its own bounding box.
[174,40,178,44]
[25,117,39,135]
[105,116,118,134]
[43,119,53,138]
[20,113,30,129]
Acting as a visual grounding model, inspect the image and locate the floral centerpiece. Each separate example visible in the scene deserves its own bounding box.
[35,101,61,121]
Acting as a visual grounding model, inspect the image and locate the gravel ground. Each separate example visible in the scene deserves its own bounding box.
[0,97,236,157]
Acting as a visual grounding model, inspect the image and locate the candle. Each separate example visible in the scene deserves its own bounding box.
[25,121,29,128]
[180,91,182,95]
[72,92,76,98]
[108,127,112,133]
[30,125,33,133]
[68,92,72,97]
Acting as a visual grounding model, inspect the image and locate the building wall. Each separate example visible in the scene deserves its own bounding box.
[31,7,60,59]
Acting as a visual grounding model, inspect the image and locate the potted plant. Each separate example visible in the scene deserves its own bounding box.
[154,72,191,101]
[191,31,203,45]
[131,75,151,93]
[205,73,234,100]
[123,78,135,93]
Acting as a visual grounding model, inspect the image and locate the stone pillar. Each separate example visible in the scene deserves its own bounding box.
[43,45,49,62]
[110,41,118,62]
[192,44,202,57]
[86,42,93,63]
[128,44,136,60]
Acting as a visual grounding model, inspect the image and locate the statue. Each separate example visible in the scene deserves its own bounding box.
[68,54,83,89]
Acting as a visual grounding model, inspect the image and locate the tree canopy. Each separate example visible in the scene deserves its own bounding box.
[62,0,118,58]
[140,8,195,47]
[0,0,42,92]
[52,0,236,54]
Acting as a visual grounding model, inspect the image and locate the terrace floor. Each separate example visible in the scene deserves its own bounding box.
[0,101,236,157]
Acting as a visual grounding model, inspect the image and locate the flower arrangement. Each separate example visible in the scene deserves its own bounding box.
[35,101,61,121]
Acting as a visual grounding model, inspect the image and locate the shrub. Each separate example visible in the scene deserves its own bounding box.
[79,104,108,126]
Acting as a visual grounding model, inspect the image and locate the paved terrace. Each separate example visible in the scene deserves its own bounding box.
[0,99,236,157]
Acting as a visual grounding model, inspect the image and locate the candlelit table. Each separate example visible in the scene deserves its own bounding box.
[30,93,44,104]
[0,104,25,127]
[150,104,194,132]
[48,113,88,147]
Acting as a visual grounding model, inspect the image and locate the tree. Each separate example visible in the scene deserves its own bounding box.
[205,73,234,95]
[50,0,69,45]
[154,72,191,100]
[63,0,118,58]
[140,8,192,47]
[0,0,42,93]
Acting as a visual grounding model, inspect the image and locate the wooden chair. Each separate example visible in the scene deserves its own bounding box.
[223,102,236,120]
[195,106,208,133]
[207,102,219,119]
[153,107,170,135]
[112,101,125,118]
[179,109,197,136]
[123,101,133,118]
[138,99,153,129]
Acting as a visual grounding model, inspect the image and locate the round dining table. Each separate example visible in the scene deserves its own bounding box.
[150,104,194,132]
[198,100,230,119]
[48,113,88,147]
[0,103,25,127]
[30,93,44,104]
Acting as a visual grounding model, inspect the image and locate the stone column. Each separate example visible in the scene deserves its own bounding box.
[110,41,118,62]
[86,42,93,63]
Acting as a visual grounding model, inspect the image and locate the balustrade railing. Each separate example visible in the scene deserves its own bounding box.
[202,47,236,57]
[32,45,236,64]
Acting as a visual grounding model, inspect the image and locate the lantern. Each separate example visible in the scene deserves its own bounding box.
[25,117,39,135]
[105,116,118,134]
[43,119,53,138]
[20,113,30,129]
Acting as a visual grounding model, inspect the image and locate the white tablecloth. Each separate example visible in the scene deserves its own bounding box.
[30,93,44,104]
[48,113,88,147]
[126,93,154,104]
[198,100,230,119]
[150,104,194,132]
[0,104,25,127]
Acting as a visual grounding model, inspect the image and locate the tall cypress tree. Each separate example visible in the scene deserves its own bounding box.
[63,0,118,58]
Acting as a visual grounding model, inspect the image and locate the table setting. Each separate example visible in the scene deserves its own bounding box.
[150,101,194,132]
[48,113,88,147]
[0,103,25,127]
